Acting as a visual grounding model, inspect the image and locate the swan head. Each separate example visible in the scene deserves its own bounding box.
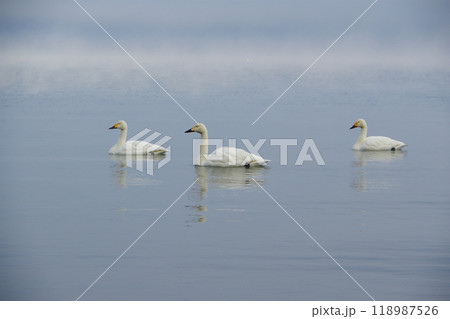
[350,118,367,130]
[185,123,207,134]
[109,120,128,131]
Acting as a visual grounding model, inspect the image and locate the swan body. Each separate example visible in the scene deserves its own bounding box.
[200,146,268,167]
[108,120,168,155]
[185,123,269,167]
[350,119,407,151]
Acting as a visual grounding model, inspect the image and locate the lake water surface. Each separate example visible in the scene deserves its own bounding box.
[1,66,449,300]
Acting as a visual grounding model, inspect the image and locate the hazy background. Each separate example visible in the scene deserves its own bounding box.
[1,0,449,95]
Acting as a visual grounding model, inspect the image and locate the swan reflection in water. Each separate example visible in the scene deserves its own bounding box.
[109,153,167,188]
[195,166,267,195]
[186,166,267,225]
[185,204,208,225]
[351,150,406,191]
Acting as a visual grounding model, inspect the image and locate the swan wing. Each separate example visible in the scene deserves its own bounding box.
[204,147,268,167]
[361,136,407,151]
[112,141,168,155]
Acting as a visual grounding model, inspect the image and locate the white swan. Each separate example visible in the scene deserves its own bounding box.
[108,120,168,155]
[185,123,269,167]
[350,119,407,151]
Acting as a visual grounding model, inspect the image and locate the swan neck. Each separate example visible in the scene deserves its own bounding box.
[199,129,208,165]
[118,127,127,146]
[357,125,367,144]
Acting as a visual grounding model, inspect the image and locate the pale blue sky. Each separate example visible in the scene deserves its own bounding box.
[1,0,449,70]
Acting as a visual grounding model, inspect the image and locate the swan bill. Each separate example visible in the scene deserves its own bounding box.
[185,128,194,133]
[109,123,119,130]
[350,123,358,129]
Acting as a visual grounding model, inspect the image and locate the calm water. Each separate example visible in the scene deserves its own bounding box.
[0,67,449,300]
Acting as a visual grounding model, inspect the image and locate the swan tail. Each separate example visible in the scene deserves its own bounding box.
[392,144,407,151]
[151,149,167,154]
[246,159,270,167]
